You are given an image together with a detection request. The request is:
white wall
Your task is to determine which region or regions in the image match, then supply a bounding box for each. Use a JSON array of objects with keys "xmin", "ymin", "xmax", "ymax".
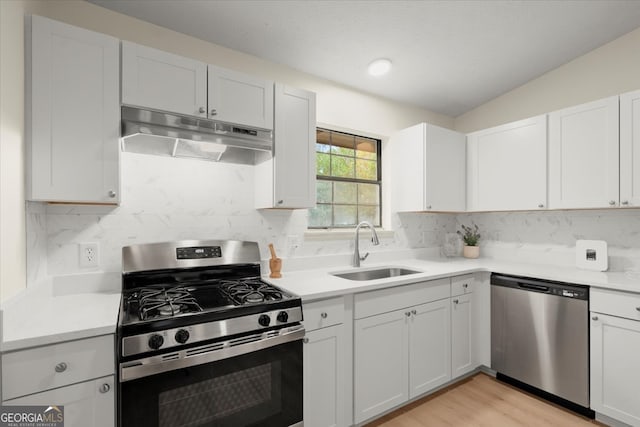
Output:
[
  {"xmin": 455, "ymin": 26, "xmax": 640, "ymax": 133},
  {"xmin": 1, "ymin": 0, "xmax": 450, "ymax": 299}
]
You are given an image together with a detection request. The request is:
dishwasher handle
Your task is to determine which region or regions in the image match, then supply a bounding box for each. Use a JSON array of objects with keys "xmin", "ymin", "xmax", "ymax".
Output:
[{"xmin": 517, "ymin": 282, "xmax": 550, "ymax": 293}]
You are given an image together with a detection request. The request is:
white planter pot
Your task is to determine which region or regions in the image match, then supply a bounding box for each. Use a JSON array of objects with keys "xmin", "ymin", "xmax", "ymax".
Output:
[{"xmin": 463, "ymin": 245, "xmax": 480, "ymax": 259}]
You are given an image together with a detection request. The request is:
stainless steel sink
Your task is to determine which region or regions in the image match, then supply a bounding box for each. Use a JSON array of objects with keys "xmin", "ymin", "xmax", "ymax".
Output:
[{"xmin": 331, "ymin": 267, "xmax": 423, "ymax": 281}]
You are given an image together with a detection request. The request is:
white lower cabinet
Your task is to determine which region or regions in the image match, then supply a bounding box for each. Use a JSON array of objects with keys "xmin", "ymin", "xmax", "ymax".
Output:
[
  {"xmin": 1, "ymin": 335, "xmax": 115, "ymax": 427},
  {"xmin": 4, "ymin": 376, "xmax": 115, "ymax": 427},
  {"xmin": 353, "ymin": 279, "xmax": 452, "ymax": 424},
  {"xmin": 451, "ymin": 274, "xmax": 475, "ymax": 378},
  {"xmin": 354, "ymin": 309, "xmax": 409, "ymax": 423},
  {"xmin": 590, "ymin": 289, "xmax": 640, "ymax": 426},
  {"xmin": 303, "ymin": 297, "xmax": 348, "ymax": 427}
]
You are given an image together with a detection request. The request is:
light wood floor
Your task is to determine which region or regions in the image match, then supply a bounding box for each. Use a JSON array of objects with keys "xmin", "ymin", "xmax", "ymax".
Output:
[{"xmin": 366, "ymin": 373, "xmax": 605, "ymax": 427}]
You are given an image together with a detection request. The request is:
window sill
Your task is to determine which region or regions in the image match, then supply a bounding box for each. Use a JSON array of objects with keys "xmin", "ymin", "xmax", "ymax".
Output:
[{"xmin": 304, "ymin": 228, "xmax": 395, "ymax": 241}]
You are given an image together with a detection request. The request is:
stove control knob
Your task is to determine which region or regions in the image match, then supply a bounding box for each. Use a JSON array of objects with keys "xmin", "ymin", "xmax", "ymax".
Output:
[
  {"xmin": 175, "ymin": 329, "xmax": 190, "ymax": 344},
  {"xmin": 277, "ymin": 311, "xmax": 289, "ymax": 323},
  {"xmin": 258, "ymin": 314, "xmax": 271, "ymax": 327},
  {"xmin": 148, "ymin": 334, "xmax": 164, "ymax": 350}
]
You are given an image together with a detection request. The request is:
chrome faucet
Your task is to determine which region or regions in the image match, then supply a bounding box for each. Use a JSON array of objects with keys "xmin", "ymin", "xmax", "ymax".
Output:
[{"xmin": 353, "ymin": 221, "xmax": 380, "ymax": 267}]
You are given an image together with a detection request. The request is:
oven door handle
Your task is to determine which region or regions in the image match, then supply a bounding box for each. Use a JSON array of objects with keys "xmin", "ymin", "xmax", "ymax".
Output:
[{"xmin": 120, "ymin": 325, "xmax": 305, "ymax": 382}]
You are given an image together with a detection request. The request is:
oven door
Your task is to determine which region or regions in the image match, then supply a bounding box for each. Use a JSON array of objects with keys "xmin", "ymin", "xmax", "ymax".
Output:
[{"xmin": 119, "ymin": 326, "xmax": 304, "ymax": 427}]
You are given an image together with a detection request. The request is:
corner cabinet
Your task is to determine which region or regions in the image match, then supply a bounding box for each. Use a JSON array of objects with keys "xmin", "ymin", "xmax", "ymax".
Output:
[
  {"xmin": 26, "ymin": 15, "xmax": 120, "ymax": 204},
  {"xmin": 302, "ymin": 297, "xmax": 348, "ymax": 427},
  {"xmin": 466, "ymin": 115, "xmax": 547, "ymax": 211},
  {"xmin": 353, "ymin": 279, "xmax": 451, "ymax": 424},
  {"xmin": 620, "ymin": 89, "xmax": 640, "ymax": 207},
  {"xmin": 2, "ymin": 335, "xmax": 115, "ymax": 427},
  {"xmin": 389, "ymin": 123, "xmax": 466, "ymax": 212},
  {"xmin": 590, "ymin": 288, "xmax": 640, "ymax": 426},
  {"xmin": 549, "ymin": 96, "xmax": 619, "ymax": 209},
  {"xmin": 255, "ymin": 84, "xmax": 316, "ymax": 209}
]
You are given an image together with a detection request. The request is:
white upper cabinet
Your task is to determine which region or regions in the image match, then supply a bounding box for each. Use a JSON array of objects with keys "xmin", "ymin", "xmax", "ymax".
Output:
[
  {"xmin": 121, "ymin": 42, "xmax": 274, "ymax": 130},
  {"xmin": 121, "ymin": 41, "xmax": 207, "ymax": 117},
  {"xmin": 26, "ymin": 15, "xmax": 120, "ymax": 204},
  {"xmin": 620, "ymin": 89, "xmax": 640, "ymax": 207},
  {"xmin": 390, "ymin": 123, "xmax": 466, "ymax": 212},
  {"xmin": 208, "ymin": 65, "xmax": 274, "ymax": 130},
  {"xmin": 467, "ymin": 115, "xmax": 547, "ymax": 211},
  {"xmin": 549, "ymin": 96, "xmax": 619, "ymax": 209},
  {"xmin": 255, "ymin": 84, "xmax": 316, "ymax": 209}
]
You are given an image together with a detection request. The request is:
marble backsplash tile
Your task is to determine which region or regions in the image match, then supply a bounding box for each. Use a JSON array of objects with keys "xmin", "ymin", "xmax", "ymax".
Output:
[{"xmin": 26, "ymin": 151, "xmax": 640, "ymax": 282}]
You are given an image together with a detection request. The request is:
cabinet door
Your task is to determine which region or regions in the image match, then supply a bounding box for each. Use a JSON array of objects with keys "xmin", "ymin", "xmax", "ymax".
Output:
[
  {"xmin": 272, "ymin": 83, "xmax": 316, "ymax": 208},
  {"xmin": 354, "ymin": 310, "xmax": 408, "ymax": 424},
  {"xmin": 389, "ymin": 123, "xmax": 465, "ymax": 212},
  {"xmin": 408, "ymin": 299, "xmax": 451, "ymax": 399},
  {"xmin": 303, "ymin": 325, "xmax": 346, "ymax": 427},
  {"xmin": 208, "ymin": 65, "xmax": 273, "ymax": 130},
  {"xmin": 27, "ymin": 15, "xmax": 119, "ymax": 203},
  {"xmin": 467, "ymin": 115, "xmax": 547, "ymax": 211},
  {"xmin": 620, "ymin": 89, "xmax": 640, "ymax": 207},
  {"xmin": 121, "ymin": 41, "xmax": 207, "ymax": 117},
  {"xmin": 451, "ymin": 294, "xmax": 474, "ymax": 378},
  {"xmin": 590, "ymin": 313, "xmax": 640, "ymax": 425},
  {"xmin": 4, "ymin": 376, "xmax": 115, "ymax": 427},
  {"xmin": 549, "ymin": 96, "xmax": 619, "ymax": 209},
  {"xmin": 425, "ymin": 125, "xmax": 466, "ymax": 211}
]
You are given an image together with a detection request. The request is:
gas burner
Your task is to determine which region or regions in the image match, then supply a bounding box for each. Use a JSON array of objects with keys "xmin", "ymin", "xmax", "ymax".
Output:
[
  {"xmin": 133, "ymin": 286, "xmax": 203, "ymax": 320},
  {"xmin": 220, "ymin": 279, "xmax": 284, "ymax": 305}
]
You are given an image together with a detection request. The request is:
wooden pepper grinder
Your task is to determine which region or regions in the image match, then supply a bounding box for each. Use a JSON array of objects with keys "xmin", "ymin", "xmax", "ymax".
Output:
[{"xmin": 268, "ymin": 243, "xmax": 282, "ymax": 278}]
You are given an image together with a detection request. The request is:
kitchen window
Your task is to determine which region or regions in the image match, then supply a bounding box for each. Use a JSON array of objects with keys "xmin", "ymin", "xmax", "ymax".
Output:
[{"xmin": 309, "ymin": 128, "xmax": 381, "ymax": 228}]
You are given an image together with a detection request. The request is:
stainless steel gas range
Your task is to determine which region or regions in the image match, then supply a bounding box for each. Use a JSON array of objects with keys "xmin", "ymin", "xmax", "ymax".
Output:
[{"xmin": 117, "ymin": 240, "xmax": 304, "ymax": 427}]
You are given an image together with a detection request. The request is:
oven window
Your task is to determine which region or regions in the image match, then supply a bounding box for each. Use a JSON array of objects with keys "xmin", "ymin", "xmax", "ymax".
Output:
[
  {"xmin": 158, "ymin": 363, "xmax": 280, "ymax": 426},
  {"xmin": 119, "ymin": 340, "xmax": 302, "ymax": 427}
]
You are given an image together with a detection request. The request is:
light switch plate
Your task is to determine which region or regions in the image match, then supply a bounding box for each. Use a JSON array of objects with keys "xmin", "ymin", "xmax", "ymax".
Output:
[{"xmin": 575, "ymin": 240, "xmax": 608, "ymax": 271}]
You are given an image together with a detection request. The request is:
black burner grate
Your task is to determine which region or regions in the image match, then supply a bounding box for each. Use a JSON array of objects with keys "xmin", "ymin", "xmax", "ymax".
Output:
[
  {"xmin": 219, "ymin": 279, "xmax": 284, "ymax": 305},
  {"xmin": 130, "ymin": 286, "xmax": 204, "ymax": 321}
]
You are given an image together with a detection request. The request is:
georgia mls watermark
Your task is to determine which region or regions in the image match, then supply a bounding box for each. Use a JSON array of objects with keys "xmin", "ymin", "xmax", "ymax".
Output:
[{"xmin": 0, "ymin": 405, "xmax": 64, "ymax": 427}]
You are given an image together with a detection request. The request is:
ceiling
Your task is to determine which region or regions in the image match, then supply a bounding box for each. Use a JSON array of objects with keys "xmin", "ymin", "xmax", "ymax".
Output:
[{"xmin": 88, "ymin": 0, "xmax": 640, "ymax": 117}]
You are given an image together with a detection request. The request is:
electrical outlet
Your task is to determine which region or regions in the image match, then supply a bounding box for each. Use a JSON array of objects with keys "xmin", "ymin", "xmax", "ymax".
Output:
[
  {"xmin": 286, "ymin": 235, "xmax": 301, "ymax": 255},
  {"xmin": 79, "ymin": 242, "xmax": 99, "ymax": 268}
]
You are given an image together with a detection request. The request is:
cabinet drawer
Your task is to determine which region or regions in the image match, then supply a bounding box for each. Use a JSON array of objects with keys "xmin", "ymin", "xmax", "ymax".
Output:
[
  {"xmin": 355, "ymin": 278, "xmax": 450, "ymax": 319},
  {"xmin": 591, "ymin": 288, "xmax": 640, "ymax": 321},
  {"xmin": 303, "ymin": 297, "xmax": 344, "ymax": 331},
  {"xmin": 451, "ymin": 274, "xmax": 474, "ymax": 296},
  {"xmin": 2, "ymin": 335, "xmax": 114, "ymax": 401}
]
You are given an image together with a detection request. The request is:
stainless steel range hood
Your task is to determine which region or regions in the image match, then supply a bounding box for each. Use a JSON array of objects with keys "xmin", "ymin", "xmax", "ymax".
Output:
[{"xmin": 120, "ymin": 106, "xmax": 273, "ymax": 163}]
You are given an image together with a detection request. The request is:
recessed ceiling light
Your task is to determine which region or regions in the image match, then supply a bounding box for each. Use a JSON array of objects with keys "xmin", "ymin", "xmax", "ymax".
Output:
[{"xmin": 367, "ymin": 58, "xmax": 392, "ymax": 77}]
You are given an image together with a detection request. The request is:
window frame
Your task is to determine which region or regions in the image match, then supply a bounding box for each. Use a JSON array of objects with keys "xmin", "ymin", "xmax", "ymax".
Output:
[{"xmin": 309, "ymin": 128, "xmax": 382, "ymax": 229}]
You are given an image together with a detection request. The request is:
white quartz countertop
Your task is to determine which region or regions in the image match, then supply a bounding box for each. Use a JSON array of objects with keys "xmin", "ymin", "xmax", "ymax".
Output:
[
  {"xmin": 264, "ymin": 257, "xmax": 640, "ymax": 301},
  {"xmin": 1, "ymin": 273, "xmax": 121, "ymax": 353}
]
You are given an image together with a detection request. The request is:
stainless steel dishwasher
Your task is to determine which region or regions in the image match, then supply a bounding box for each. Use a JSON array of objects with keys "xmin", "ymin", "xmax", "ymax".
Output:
[{"xmin": 491, "ymin": 273, "xmax": 593, "ymax": 417}]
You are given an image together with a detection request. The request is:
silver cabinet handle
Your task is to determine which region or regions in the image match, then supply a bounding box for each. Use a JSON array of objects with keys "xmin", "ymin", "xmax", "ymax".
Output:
[
  {"xmin": 411, "ymin": 309, "xmax": 417, "ymax": 315},
  {"xmin": 622, "ymin": 200, "xmax": 630, "ymax": 206},
  {"xmin": 99, "ymin": 383, "xmax": 110, "ymax": 394},
  {"xmin": 609, "ymin": 200, "xmax": 616, "ymax": 206},
  {"xmin": 199, "ymin": 107, "xmax": 206, "ymax": 114},
  {"xmin": 210, "ymin": 109, "xmax": 217, "ymax": 116},
  {"xmin": 55, "ymin": 362, "xmax": 67, "ymax": 373},
  {"xmin": 453, "ymin": 299, "xmax": 459, "ymax": 305},
  {"xmin": 108, "ymin": 190, "xmax": 116, "ymax": 198},
  {"xmin": 303, "ymin": 338, "xmax": 309, "ymax": 344},
  {"xmin": 405, "ymin": 311, "xmax": 411, "ymax": 317},
  {"xmin": 636, "ymin": 307, "xmax": 640, "ymax": 312},
  {"xmin": 463, "ymin": 283, "xmax": 468, "ymax": 289},
  {"xmin": 538, "ymin": 203, "xmax": 544, "ymax": 208},
  {"xmin": 320, "ymin": 312, "xmax": 328, "ymax": 319},
  {"xmin": 277, "ymin": 200, "xmax": 284, "ymax": 205},
  {"xmin": 426, "ymin": 205, "xmax": 432, "ymax": 210},
  {"xmin": 592, "ymin": 315, "xmax": 598, "ymax": 321}
]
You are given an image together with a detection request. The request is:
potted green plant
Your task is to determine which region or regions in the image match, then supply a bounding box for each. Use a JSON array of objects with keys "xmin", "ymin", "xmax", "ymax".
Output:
[{"xmin": 457, "ymin": 223, "xmax": 481, "ymax": 259}]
